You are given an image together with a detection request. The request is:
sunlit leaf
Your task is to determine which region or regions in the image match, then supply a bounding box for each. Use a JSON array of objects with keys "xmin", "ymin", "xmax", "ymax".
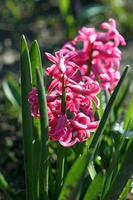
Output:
[
  {"xmin": 36, "ymin": 69, "xmax": 49, "ymax": 199},
  {"xmin": 0, "ymin": 173, "xmax": 9, "ymax": 191},
  {"xmin": 58, "ymin": 150, "xmax": 92, "ymax": 200},
  {"xmin": 114, "ymin": 80, "xmax": 130, "ymax": 116},
  {"xmin": 124, "ymin": 95, "xmax": 133, "ymax": 131},
  {"xmin": 2, "ymin": 80, "xmax": 21, "ymax": 108},
  {"xmin": 20, "ymin": 35, "xmax": 33, "ymax": 199},
  {"xmin": 104, "ymin": 138, "xmax": 133, "ymax": 200},
  {"xmin": 30, "ymin": 40, "xmax": 42, "ymax": 200},
  {"xmin": 83, "ymin": 171, "xmax": 106, "ymax": 200},
  {"xmin": 118, "ymin": 178, "xmax": 132, "ymax": 200},
  {"xmin": 90, "ymin": 66, "xmax": 129, "ymax": 155},
  {"xmin": 88, "ymin": 161, "xmax": 97, "ymax": 180},
  {"xmin": 30, "ymin": 40, "xmax": 43, "ymax": 86}
]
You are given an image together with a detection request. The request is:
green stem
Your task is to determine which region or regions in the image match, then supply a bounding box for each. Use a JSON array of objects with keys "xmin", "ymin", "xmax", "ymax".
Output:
[
  {"xmin": 87, "ymin": 43, "xmax": 93, "ymax": 75},
  {"xmin": 56, "ymin": 145, "xmax": 65, "ymax": 198},
  {"xmin": 56, "ymin": 75, "xmax": 66, "ymax": 198},
  {"xmin": 61, "ymin": 75, "xmax": 66, "ymax": 113}
]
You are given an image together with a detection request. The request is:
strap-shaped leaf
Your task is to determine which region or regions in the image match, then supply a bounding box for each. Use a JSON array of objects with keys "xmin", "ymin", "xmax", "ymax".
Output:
[
  {"xmin": 2, "ymin": 80, "xmax": 21, "ymax": 108},
  {"xmin": 30, "ymin": 40, "xmax": 43, "ymax": 86},
  {"xmin": 88, "ymin": 161, "xmax": 97, "ymax": 180},
  {"xmin": 90, "ymin": 66, "xmax": 129, "ymax": 155},
  {"xmin": 20, "ymin": 35, "xmax": 33, "ymax": 199},
  {"xmin": 0, "ymin": 173, "xmax": 9, "ymax": 191},
  {"xmin": 118, "ymin": 179, "xmax": 132, "ymax": 200},
  {"xmin": 30, "ymin": 40, "xmax": 43, "ymax": 200},
  {"xmin": 36, "ymin": 69, "xmax": 49, "ymax": 200},
  {"xmin": 58, "ymin": 150, "xmax": 92, "ymax": 200},
  {"xmin": 102, "ymin": 138, "xmax": 125, "ymax": 198},
  {"xmin": 0, "ymin": 173, "xmax": 15, "ymax": 199},
  {"xmin": 114, "ymin": 80, "xmax": 130, "ymax": 116},
  {"xmin": 83, "ymin": 171, "xmax": 106, "ymax": 200},
  {"xmin": 104, "ymin": 138, "xmax": 133, "ymax": 200},
  {"xmin": 124, "ymin": 94, "xmax": 133, "ymax": 130}
]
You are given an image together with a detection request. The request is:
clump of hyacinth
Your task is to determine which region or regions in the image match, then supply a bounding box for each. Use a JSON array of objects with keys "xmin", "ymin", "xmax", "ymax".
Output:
[{"xmin": 28, "ymin": 18, "xmax": 126, "ymax": 147}]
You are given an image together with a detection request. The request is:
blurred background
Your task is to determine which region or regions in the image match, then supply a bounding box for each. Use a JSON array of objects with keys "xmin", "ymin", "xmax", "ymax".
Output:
[{"xmin": 0, "ymin": 0, "xmax": 133, "ymax": 199}]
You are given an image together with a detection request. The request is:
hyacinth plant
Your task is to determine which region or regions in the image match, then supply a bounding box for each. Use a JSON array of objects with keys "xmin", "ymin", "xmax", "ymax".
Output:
[{"xmin": 18, "ymin": 19, "xmax": 133, "ymax": 200}]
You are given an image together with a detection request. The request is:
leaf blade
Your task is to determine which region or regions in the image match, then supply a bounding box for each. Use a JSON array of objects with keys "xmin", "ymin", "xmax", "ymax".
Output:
[
  {"xmin": 20, "ymin": 35, "xmax": 33, "ymax": 200},
  {"xmin": 58, "ymin": 150, "xmax": 91, "ymax": 200},
  {"xmin": 30, "ymin": 40, "xmax": 43, "ymax": 200},
  {"xmin": 30, "ymin": 40, "xmax": 43, "ymax": 86},
  {"xmin": 104, "ymin": 138, "xmax": 133, "ymax": 200},
  {"xmin": 83, "ymin": 171, "xmax": 106, "ymax": 200},
  {"xmin": 90, "ymin": 66, "xmax": 129, "ymax": 154},
  {"xmin": 36, "ymin": 69, "xmax": 49, "ymax": 200}
]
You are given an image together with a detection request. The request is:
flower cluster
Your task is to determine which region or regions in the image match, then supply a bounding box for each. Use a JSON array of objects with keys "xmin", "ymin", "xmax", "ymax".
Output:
[
  {"xmin": 28, "ymin": 19, "xmax": 125, "ymax": 147},
  {"xmin": 62, "ymin": 18, "xmax": 126, "ymax": 92}
]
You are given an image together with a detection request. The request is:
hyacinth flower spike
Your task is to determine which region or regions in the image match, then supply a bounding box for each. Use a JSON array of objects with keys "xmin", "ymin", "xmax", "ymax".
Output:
[{"xmin": 29, "ymin": 18, "xmax": 125, "ymax": 147}]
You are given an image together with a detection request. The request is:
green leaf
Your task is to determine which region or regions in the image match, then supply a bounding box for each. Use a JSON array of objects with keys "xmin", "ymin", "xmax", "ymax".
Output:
[
  {"xmin": 6, "ymin": 0, "xmax": 21, "ymax": 20},
  {"xmin": 83, "ymin": 171, "xmax": 106, "ymax": 200},
  {"xmin": 90, "ymin": 66, "xmax": 129, "ymax": 155},
  {"xmin": 118, "ymin": 179, "xmax": 132, "ymax": 200},
  {"xmin": 102, "ymin": 135, "xmax": 126, "ymax": 198},
  {"xmin": 36, "ymin": 69, "xmax": 49, "ymax": 200},
  {"xmin": 58, "ymin": 0, "xmax": 70, "ymax": 16},
  {"xmin": 79, "ymin": 5, "xmax": 105, "ymax": 21},
  {"xmin": 97, "ymin": 91, "xmax": 104, "ymax": 118},
  {"xmin": 20, "ymin": 35, "xmax": 33, "ymax": 200},
  {"xmin": 58, "ymin": 150, "xmax": 92, "ymax": 200},
  {"xmin": 88, "ymin": 66, "xmax": 129, "ymax": 199},
  {"xmin": 30, "ymin": 40, "xmax": 43, "ymax": 86},
  {"xmin": 88, "ymin": 161, "xmax": 97, "ymax": 180},
  {"xmin": 0, "ymin": 173, "xmax": 9, "ymax": 191},
  {"xmin": 30, "ymin": 40, "xmax": 42, "ymax": 200},
  {"xmin": 114, "ymin": 80, "xmax": 130, "ymax": 116},
  {"xmin": 124, "ymin": 94, "xmax": 133, "ymax": 131},
  {"xmin": 31, "ymin": 118, "xmax": 41, "ymax": 200},
  {"xmin": 0, "ymin": 173, "xmax": 15, "ymax": 199},
  {"xmin": 103, "ymin": 138, "xmax": 133, "ymax": 200},
  {"xmin": 2, "ymin": 80, "xmax": 21, "ymax": 108}
]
